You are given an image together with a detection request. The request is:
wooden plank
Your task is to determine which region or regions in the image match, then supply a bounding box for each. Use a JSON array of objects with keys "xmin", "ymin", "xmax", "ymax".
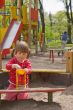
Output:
[
  {"xmin": 0, "ymin": 87, "xmax": 65, "ymax": 93},
  {"xmin": 1, "ymin": 69, "xmax": 9, "ymax": 72},
  {"xmin": 32, "ymin": 69, "xmax": 66, "ymax": 74},
  {"xmin": 0, "ymin": 87, "xmax": 65, "ymax": 103},
  {"xmin": 2, "ymin": 69, "xmax": 67, "ymax": 74},
  {"xmin": 48, "ymin": 47, "xmax": 72, "ymax": 51}
]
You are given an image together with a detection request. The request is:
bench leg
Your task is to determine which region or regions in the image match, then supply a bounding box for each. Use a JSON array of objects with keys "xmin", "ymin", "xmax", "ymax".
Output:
[
  {"xmin": 0, "ymin": 94, "xmax": 1, "ymax": 104},
  {"xmin": 48, "ymin": 92, "xmax": 53, "ymax": 103},
  {"xmin": 51, "ymin": 50, "xmax": 54, "ymax": 63}
]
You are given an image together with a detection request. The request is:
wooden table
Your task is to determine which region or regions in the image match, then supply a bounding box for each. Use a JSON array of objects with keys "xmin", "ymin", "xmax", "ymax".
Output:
[{"xmin": 48, "ymin": 47, "xmax": 72, "ymax": 63}]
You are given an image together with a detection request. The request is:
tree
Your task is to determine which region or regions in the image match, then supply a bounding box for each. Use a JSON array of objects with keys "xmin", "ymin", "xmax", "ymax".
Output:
[
  {"xmin": 44, "ymin": 11, "xmax": 68, "ymax": 42},
  {"xmin": 38, "ymin": 0, "xmax": 45, "ymax": 51},
  {"xmin": 60, "ymin": 0, "xmax": 73, "ymax": 43}
]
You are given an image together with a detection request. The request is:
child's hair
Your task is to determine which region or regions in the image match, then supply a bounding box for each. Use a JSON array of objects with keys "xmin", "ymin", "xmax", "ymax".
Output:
[{"xmin": 15, "ymin": 41, "xmax": 30, "ymax": 57}]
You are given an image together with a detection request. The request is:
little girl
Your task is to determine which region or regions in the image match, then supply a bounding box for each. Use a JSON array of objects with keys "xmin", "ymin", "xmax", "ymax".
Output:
[{"xmin": 5, "ymin": 41, "xmax": 32, "ymax": 100}]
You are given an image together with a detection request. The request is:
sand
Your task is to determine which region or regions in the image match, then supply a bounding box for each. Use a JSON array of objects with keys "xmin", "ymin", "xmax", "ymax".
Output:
[{"xmin": 1, "ymin": 52, "xmax": 73, "ymax": 110}]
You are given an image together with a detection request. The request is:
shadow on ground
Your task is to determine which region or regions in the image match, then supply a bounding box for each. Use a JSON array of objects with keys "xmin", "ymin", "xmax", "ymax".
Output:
[{"xmin": 0, "ymin": 99, "xmax": 62, "ymax": 110}]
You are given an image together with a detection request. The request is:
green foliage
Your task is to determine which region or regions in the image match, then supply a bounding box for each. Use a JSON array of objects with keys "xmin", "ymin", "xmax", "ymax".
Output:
[
  {"xmin": 48, "ymin": 40, "xmax": 61, "ymax": 48},
  {"xmin": 66, "ymin": 44, "xmax": 73, "ymax": 47},
  {"xmin": 47, "ymin": 40, "xmax": 73, "ymax": 49},
  {"xmin": 45, "ymin": 11, "xmax": 68, "ymax": 44}
]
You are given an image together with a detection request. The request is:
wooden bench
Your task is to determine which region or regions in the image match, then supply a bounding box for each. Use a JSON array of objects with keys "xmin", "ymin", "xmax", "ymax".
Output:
[
  {"xmin": 32, "ymin": 69, "xmax": 67, "ymax": 74},
  {"xmin": 0, "ymin": 69, "xmax": 68, "ymax": 103},
  {"xmin": 1, "ymin": 69, "xmax": 70, "ymax": 88},
  {"xmin": 2, "ymin": 68, "xmax": 67, "ymax": 74},
  {"xmin": 0, "ymin": 87, "xmax": 66, "ymax": 103}
]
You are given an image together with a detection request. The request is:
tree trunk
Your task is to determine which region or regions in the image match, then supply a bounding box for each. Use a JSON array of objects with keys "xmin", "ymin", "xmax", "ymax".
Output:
[
  {"xmin": 64, "ymin": 0, "xmax": 72, "ymax": 43},
  {"xmin": 67, "ymin": 23, "xmax": 72, "ymax": 43},
  {"xmin": 39, "ymin": 0, "xmax": 45, "ymax": 51}
]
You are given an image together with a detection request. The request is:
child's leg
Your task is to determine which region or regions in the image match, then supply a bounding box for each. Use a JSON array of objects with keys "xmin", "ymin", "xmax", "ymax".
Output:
[
  {"xmin": 17, "ymin": 92, "xmax": 29, "ymax": 100},
  {"xmin": 17, "ymin": 84, "xmax": 29, "ymax": 100},
  {"xmin": 4, "ymin": 84, "xmax": 17, "ymax": 101},
  {"xmin": 17, "ymin": 76, "xmax": 29, "ymax": 100}
]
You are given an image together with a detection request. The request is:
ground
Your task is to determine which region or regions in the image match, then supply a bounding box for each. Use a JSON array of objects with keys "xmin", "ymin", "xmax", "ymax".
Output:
[{"xmin": 1, "ymin": 51, "xmax": 73, "ymax": 110}]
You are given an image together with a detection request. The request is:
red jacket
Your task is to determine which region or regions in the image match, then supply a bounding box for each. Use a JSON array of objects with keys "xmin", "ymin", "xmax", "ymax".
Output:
[{"xmin": 6, "ymin": 57, "xmax": 32, "ymax": 86}]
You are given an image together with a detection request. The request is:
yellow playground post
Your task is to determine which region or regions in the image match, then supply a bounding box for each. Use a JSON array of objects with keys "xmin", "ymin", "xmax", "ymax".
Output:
[
  {"xmin": 16, "ymin": 69, "xmax": 26, "ymax": 89},
  {"xmin": 11, "ymin": 6, "xmax": 18, "ymax": 20},
  {"xmin": 22, "ymin": 5, "xmax": 28, "ymax": 24},
  {"xmin": 0, "ymin": 27, "xmax": 8, "ymax": 44}
]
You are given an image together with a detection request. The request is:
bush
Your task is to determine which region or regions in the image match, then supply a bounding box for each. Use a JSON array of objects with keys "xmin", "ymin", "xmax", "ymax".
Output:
[{"xmin": 47, "ymin": 40, "xmax": 61, "ymax": 48}]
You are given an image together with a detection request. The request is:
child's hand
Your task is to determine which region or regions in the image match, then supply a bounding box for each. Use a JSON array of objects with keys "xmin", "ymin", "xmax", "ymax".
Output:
[
  {"xmin": 24, "ymin": 68, "xmax": 29, "ymax": 73},
  {"xmin": 12, "ymin": 64, "xmax": 21, "ymax": 69}
]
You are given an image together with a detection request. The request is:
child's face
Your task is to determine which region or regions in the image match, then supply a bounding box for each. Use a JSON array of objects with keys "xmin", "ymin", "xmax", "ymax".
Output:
[{"xmin": 16, "ymin": 51, "xmax": 28, "ymax": 61}]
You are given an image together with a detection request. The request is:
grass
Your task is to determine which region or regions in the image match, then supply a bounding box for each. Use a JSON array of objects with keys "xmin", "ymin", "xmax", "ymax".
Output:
[{"xmin": 47, "ymin": 40, "xmax": 73, "ymax": 49}]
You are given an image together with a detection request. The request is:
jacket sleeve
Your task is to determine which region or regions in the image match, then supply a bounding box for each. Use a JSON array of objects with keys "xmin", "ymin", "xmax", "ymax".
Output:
[
  {"xmin": 24, "ymin": 60, "xmax": 32, "ymax": 74},
  {"xmin": 6, "ymin": 58, "xmax": 15, "ymax": 70}
]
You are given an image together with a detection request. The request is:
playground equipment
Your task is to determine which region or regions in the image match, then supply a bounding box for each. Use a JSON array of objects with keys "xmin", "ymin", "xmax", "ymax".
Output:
[
  {"xmin": 0, "ymin": 0, "xmax": 5, "ymax": 8},
  {"xmin": 66, "ymin": 51, "xmax": 73, "ymax": 74},
  {"xmin": 16, "ymin": 69, "xmax": 26, "ymax": 89},
  {"xmin": 0, "ymin": 0, "xmax": 39, "ymax": 70},
  {"xmin": 22, "ymin": 5, "xmax": 28, "ymax": 25},
  {"xmin": 0, "ymin": 27, "xmax": 8, "ymax": 45},
  {"xmin": 0, "ymin": 68, "xmax": 69, "ymax": 103},
  {"xmin": 1, "ymin": 19, "xmax": 23, "ymax": 55},
  {"xmin": 11, "ymin": 6, "xmax": 18, "ymax": 20},
  {"xmin": 0, "ymin": 0, "xmax": 38, "ymax": 56},
  {"xmin": 0, "ymin": 87, "xmax": 65, "ymax": 103}
]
